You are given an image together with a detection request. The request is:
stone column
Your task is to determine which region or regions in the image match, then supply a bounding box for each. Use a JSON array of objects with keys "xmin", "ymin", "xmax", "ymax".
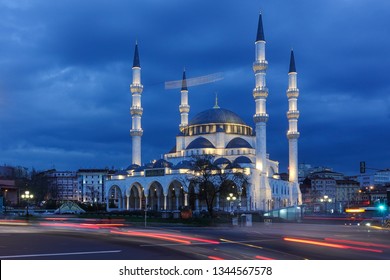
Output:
[
  {"xmin": 145, "ymin": 196, "xmax": 149, "ymax": 210},
  {"xmin": 157, "ymin": 193, "xmax": 161, "ymax": 211}
]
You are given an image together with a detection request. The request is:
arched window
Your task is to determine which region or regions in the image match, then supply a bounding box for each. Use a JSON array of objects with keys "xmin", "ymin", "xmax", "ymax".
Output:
[{"xmin": 226, "ymin": 125, "xmax": 231, "ymax": 133}]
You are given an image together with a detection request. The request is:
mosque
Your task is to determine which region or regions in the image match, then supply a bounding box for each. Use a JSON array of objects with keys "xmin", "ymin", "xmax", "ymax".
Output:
[{"xmin": 105, "ymin": 14, "xmax": 302, "ymax": 213}]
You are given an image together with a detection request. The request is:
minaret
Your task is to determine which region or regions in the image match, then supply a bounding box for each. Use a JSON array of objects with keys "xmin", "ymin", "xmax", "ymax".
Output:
[
  {"xmin": 130, "ymin": 42, "xmax": 143, "ymax": 166},
  {"xmin": 252, "ymin": 13, "xmax": 269, "ymax": 173},
  {"xmin": 286, "ymin": 50, "xmax": 300, "ymax": 183},
  {"xmin": 179, "ymin": 70, "xmax": 190, "ymax": 131}
]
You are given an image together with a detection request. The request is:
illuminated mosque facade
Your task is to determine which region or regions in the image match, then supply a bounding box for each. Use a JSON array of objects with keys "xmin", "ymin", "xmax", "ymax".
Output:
[{"xmin": 105, "ymin": 14, "xmax": 302, "ymax": 213}]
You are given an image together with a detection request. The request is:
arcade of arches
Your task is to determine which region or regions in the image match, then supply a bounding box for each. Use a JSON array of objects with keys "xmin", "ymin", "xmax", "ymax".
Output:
[{"xmin": 107, "ymin": 180, "xmax": 248, "ymax": 212}]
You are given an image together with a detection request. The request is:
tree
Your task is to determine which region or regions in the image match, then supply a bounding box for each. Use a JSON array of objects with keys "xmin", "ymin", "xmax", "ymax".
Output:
[
  {"xmin": 181, "ymin": 155, "xmax": 249, "ymax": 218},
  {"xmin": 86, "ymin": 185, "xmax": 101, "ymax": 213},
  {"xmin": 30, "ymin": 169, "xmax": 52, "ymax": 204}
]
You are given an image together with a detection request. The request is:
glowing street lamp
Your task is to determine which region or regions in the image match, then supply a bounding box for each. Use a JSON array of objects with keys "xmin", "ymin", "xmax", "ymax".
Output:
[
  {"xmin": 21, "ymin": 190, "xmax": 34, "ymax": 216},
  {"xmin": 378, "ymin": 204, "xmax": 387, "ymax": 226},
  {"xmin": 320, "ymin": 195, "xmax": 332, "ymax": 213},
  {"xmin": 226, "ymin": 193, "xmax": 237, "ymax": 212}
]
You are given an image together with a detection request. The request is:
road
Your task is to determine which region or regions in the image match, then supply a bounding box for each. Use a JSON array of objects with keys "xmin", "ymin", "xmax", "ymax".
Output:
[{"xmin": 1, "ymin": 218, "xmax": 389, "ymax": 260}]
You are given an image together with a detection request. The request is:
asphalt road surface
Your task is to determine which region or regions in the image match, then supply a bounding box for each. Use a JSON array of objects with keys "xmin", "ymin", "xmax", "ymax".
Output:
[{"xmin": 1, "ymin": 219, "xmax": 389, "ymax": 260}]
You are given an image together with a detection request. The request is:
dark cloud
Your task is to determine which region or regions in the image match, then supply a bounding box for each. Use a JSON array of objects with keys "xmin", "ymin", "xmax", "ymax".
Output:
[{"xmin": 0, "ymin": 0, "xmax": 389, "ymax": 175}]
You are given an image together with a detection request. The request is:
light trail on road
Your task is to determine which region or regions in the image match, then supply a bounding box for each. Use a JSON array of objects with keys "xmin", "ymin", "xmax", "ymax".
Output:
[
  {"xmin": 324, "ymin": 238, "xmax": 390, "ymax": 249},
  {"xmin": 0, "ymin": 250, "xmax": 122, "ymax": 259},
  {"xmin": 283, "ymin": 237, "xmax": 383, "ymax": 253}
]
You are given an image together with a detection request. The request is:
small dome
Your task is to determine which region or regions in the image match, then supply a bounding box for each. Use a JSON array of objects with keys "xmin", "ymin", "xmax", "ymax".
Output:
[
  {"xmin": 134, "ymin": 166, "xmax": 147, "ymax": 172},
  {"xmin": 134, "ymin": 162, "xmax": 155, "ymax": 172},
  {"xmin": 153, "ymin": 159, "xmax": 173, "ymax": 168},
  {"xmin": 189, "ymin": 108, "xmax": 247, "ymax": 126},
  {"xmin": 226, "ymin": 162, "xmax": 242, "ymax": 169},
  {"xmin": 172, "ymin": 160, "xmax": 194, "ymax": 170},
  {"xmin": 214, "ymin": 157, "xmax": 232, "ymax": 166},
  {"xmin": 226, "ymin": 137, "xmax": 253, "ymax": 149},
  {"xmin": 186, "ymin": 137, "xmax": 215, "ymax": 149},
  {"xmin": 233, "ymin": 156, "xmax": 253, "ymax": 164},
  {"xmin": 126, "ymin": 164, "xmax": 140, "ymax": 170}
]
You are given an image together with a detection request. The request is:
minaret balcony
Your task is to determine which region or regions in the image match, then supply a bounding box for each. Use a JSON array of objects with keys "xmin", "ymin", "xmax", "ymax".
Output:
[
  {"xmin": 287, "ymin": 88, "xmax": 299, "ymax": 98},
  {"xmin": 253, "ymin": 113, "xmax": 269, "ymax": 123},
  {"xmin": 130, "ymin": 84, "xmax": 143, "ymax": 94},
  {"xmin": 179, "ymin": 123, "xmax": 188, "ymax": 131},
  {"xmin": 130, "ymin": 129, "xmax": 144, "ymax": 137},
  {"xmin": 130, "ymin": 106, "xmax": 143, "ymax": 116},
  {"xmin": 287, "ymin": 110, "xmax": 300, "ymax": 119},
  {"xmin": 253, "ymin": 87, "xmax": 268, "ymax": 99},
  {"xmin": 253, "ymin": 60, "xmax": 268, "ymax": 72},
  {"xmin": 179, "ymin": 104, "xmax": 190, "ymax": 113},
  {"xmin": 287, "ymin": 131, "xmax": 300, "ymax": 139}
]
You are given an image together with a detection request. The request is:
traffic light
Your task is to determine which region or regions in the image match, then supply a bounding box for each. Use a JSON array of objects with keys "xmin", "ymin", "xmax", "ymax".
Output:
[{"xmin": 360, "ymin": 161, "xmax": 366, "ymax": 173}]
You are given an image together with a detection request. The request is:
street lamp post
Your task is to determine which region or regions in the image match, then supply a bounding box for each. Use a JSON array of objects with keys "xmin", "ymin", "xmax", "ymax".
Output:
[
  {"xmin": 226, "ymin": 193, "xmax": 237, "ymax": 213},
  {"xmin": 378, "ymin": 204, "xmax": 387, "ymax": 226},
  {"xmin": 4, "ymin": 189, "xmax": 8, "ymax": 214},
  {"xmin": 21, "ymin": 190, "xmax": 34, "ymax": 216},
  {"xmin": 320, "ymin": 195, "xmax": 332, "ymax": 214}
]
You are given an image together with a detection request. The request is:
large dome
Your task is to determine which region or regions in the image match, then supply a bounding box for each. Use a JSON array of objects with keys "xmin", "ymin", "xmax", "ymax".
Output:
[
  {"xmin": 189, "ymin": 107, "xmax": 247, "ymax": 126},
  {"xmin": 180, "ymin": 107, "xmax": 253, "ymax": 137}
]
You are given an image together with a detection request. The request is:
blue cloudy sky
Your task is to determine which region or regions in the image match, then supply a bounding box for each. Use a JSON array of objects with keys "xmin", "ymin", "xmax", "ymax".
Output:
[{"xmin": 0, "ymin": 0, "xmax": 389, "ymax": 175}]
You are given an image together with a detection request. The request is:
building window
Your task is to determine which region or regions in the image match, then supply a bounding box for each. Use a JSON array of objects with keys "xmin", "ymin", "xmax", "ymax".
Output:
[{"xmin": 226, "ymin": 125, "xmax": 231, "ymax": 133}]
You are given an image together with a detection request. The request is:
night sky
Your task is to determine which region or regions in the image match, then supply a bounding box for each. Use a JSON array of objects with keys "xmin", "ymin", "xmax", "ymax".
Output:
[{"xmin": 1, "ymin": 0, "xmax": 389, "ymax": 176}]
